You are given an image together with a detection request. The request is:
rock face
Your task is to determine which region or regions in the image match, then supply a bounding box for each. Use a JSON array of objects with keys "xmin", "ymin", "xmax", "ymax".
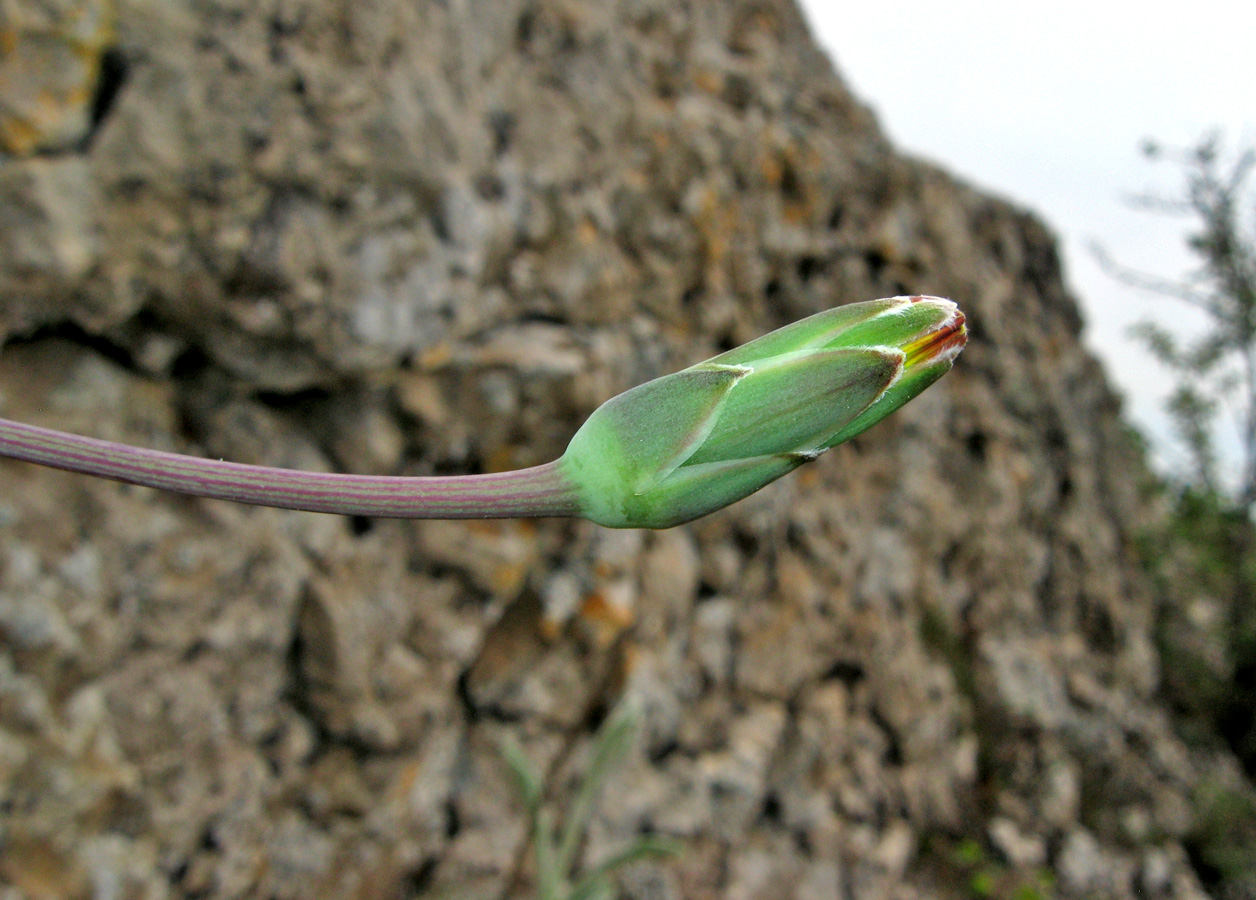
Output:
[{"xmin": 0, "ymin": 1, "xmax": 1242, "ymax": 899}]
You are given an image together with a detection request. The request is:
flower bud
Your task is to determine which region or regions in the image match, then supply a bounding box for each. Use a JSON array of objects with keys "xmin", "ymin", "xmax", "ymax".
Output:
[{"xmin": 561, "ymin": 296, "xmax": 966, "ymax": 528}]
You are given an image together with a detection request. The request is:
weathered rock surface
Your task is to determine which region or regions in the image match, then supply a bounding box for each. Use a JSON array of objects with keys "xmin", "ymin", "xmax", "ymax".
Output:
[{"xmin": 0, "ymin": 1, "xmax": 1243, "ymax": 898}]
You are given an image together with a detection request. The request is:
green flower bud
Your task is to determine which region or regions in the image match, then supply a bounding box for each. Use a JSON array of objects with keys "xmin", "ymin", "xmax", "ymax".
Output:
[{"xmin": 560, "ymin": 295, "xmax": 966, "ymax": 528}]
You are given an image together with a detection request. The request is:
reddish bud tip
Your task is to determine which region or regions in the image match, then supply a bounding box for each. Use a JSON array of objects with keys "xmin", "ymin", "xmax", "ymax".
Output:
[{"xmin": 904, "ymin": 309, "xmax": 967, "ymax": 367}]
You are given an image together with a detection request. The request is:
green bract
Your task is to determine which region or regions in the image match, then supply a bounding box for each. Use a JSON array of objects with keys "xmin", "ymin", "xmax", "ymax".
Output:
[{"xmin": 560, "ymin": 295, "xmax": 966, "ymax": 528}]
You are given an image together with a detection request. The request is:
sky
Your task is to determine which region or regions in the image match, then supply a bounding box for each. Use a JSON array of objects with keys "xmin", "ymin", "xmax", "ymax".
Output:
[{"xmin": 796, "ymin": 0, "xmax": 1256, "ymax": 478}]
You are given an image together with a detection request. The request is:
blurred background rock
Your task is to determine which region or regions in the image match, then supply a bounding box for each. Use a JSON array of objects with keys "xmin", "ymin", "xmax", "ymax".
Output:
[{"xmin": 0, "ymin": 1, "xmax": 1251, "ymax": 898}]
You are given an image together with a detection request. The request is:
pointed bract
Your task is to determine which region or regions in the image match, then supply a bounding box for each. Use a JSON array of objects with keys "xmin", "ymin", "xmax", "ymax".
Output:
[
  {"xmin": 824, "ymin": 356, "xmax": 955, "ymax": 447},
  {"xmin": 709, "ymin": 297, "xmax": 906, "ymax": 366},
  {"xmin": 818, "ymin": 297, "xmax": 958, "ymax": 352},
  {"xmin": 686, "ymin": 348, "xmax": 901, "ymax": 465},
  {"xmin": 577, "ymin": 453, "xmax": 809, "ymax": 529},
  {"xmin": 561, "ymin": 364, "xmax": 746, "ymax": 496}
]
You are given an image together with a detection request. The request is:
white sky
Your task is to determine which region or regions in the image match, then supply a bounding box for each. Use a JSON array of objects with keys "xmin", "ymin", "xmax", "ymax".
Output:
[{"xmin": 797, "ymin": 0, "xmax": 1256, "ymax": 477}]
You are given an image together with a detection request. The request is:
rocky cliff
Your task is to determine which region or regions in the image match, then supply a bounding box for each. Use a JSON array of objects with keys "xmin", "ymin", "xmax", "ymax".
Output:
[{"xmin": 0, "ymin": 1, "xmax": 1246, "ymax": 898}]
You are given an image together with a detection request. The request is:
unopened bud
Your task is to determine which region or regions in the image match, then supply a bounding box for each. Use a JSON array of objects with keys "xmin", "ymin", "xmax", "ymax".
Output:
[{"xmin": 561, "ymin": 296, "xmax": 966, "ymax": 527}]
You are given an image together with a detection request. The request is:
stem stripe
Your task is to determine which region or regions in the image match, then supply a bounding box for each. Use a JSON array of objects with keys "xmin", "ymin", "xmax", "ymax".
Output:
[{"xmin": 0, "ymin": 417, "xmax": 581, "ymax": 520}]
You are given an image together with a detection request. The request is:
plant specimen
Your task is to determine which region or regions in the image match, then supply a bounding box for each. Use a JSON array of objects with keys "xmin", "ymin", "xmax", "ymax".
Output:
[
  {"xmin": 498, "ymin": 706, "xmax": 677, "ymax": 900},
  {"xmin": 0, "ymin": 296, "xmax": 965, "ymax": 528}
]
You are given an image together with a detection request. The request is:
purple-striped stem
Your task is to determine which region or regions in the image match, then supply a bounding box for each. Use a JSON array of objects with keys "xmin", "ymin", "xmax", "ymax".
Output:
[{"xmin": 0, "ymin": 416, "xmax": 581, "ymax": 519}]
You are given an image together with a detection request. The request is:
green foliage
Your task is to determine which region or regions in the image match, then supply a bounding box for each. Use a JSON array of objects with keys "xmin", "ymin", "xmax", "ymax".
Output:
[
  {"xmin": 1185, "ymin": 778, "xmax": 1256, "ymax": 891},
  {"xmin": 499, "ymin": 706, "xmax": 679, "ymax": 900},
  {"xmin": 1110, "ymin": 133, "xmax": 1256, "ymax": 893},
  {"xmin": 1148, "ymin": 487, "xmax": 1256, "ymax": 743},
  {"xmin": 1138, "ymin": 486, "xmax": 1256, "ymax": 895},
  {"xmin": 968, "ymin": 867, "xmax": 996, "ymax": 898},
  {"xmin": 1101, "ymin": 133, "xmax": 1256, "ymax": 502},
  {"xmin": 952, "ymin": 837, "xmax": 985, "ymax": 867},
  {"xmin": 923, "ymin": 835, "xmax": 1055, "ymax": 900}
]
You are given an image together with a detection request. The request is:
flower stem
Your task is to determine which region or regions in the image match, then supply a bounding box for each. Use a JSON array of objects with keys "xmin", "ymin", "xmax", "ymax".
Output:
[{"xmin": 0, "ymin": 416, "xmax": 582, "ymax": 519}]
